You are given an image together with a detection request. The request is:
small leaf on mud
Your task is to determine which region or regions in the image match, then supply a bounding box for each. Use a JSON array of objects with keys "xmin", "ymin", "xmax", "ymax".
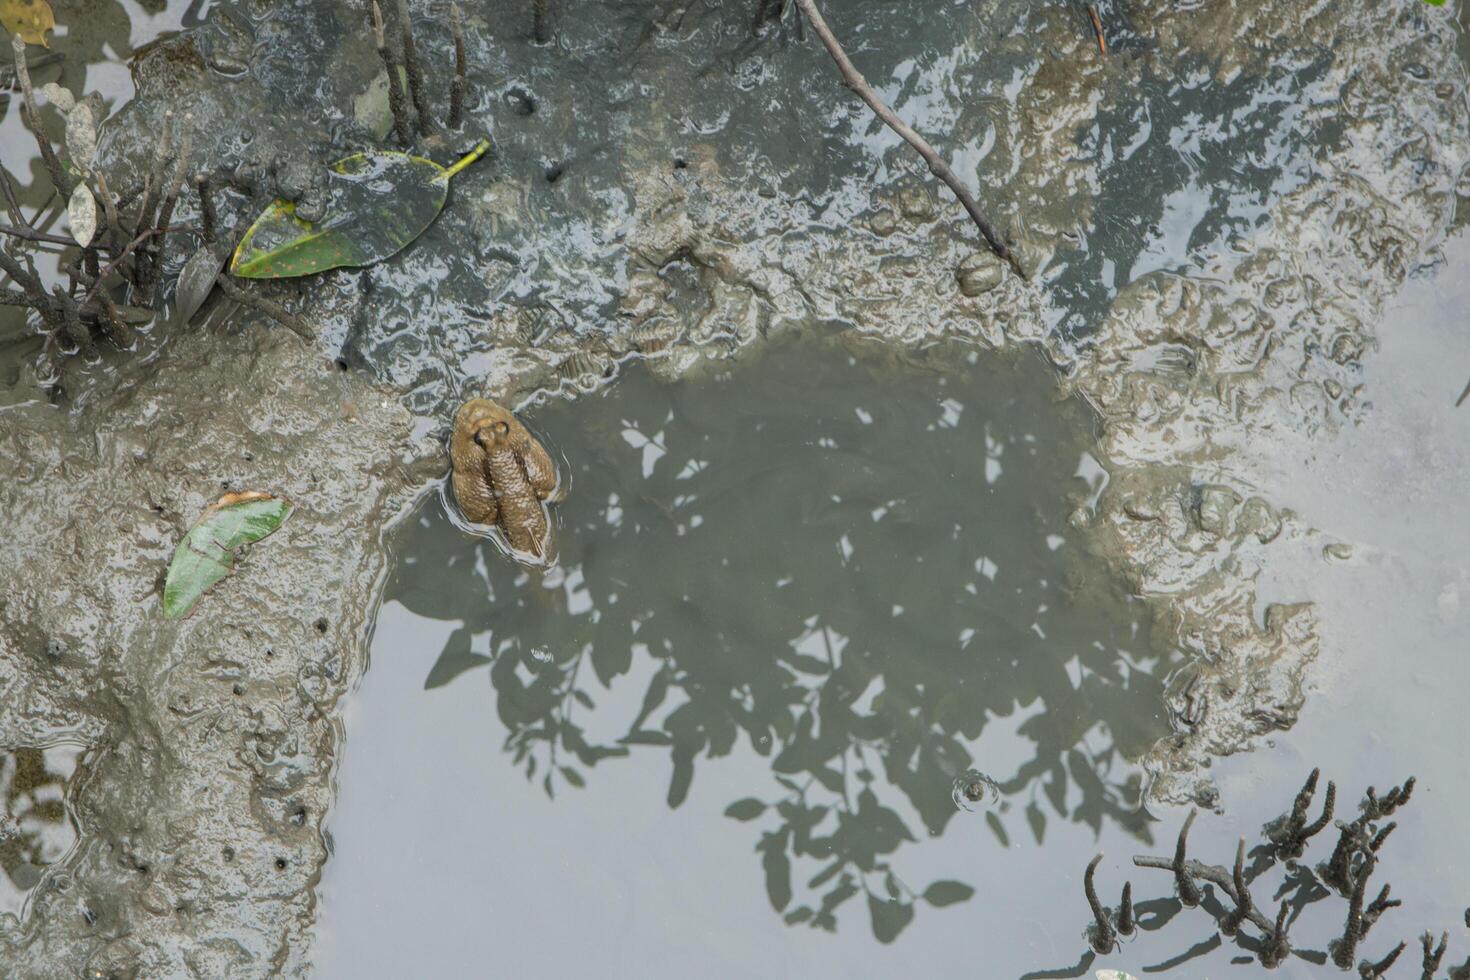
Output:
[
  {"xmin": 64, "ymin": 102, "xmax": 96, "ymax": 173},
  {"xmin": 1096, "ymin": 971, "xmax": 1141, "ymax": 980},
  {"xmin": 173, "ymin": 246, "xmax": 227, "ymax": 326},
  {"xmin": 40, "ymin": 81, "xmax": 72, "ymax": 110},
  {"xmin": 229, "ymin": 140, "xmax": 489, "ymax": 279},
  {"xmin": 163, "ymin": 492, "xmax": 292, "ymax": 619},
  {"xmin": 921, "ymin": 880, "xmax": 974, "ymax": 907},
  {"xmin": 724, "ymin": 798, "xmax": 766, "ymax": 821},
  {"xmin": 2, "ymin": 0, "xmax": 54, "ymax": 46},
  {"xmin": 66, "ymin": 183, "xmax": 96, "ymax": 247}
]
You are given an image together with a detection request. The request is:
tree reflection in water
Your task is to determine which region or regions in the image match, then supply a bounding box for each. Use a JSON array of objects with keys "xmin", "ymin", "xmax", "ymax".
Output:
[
  {"xmin": 1, "ymin": 746, "xmax": 81, "ymax": 916},
  {"xmin": 391, "ymin": 335, "xmax": 1176, "ymax": 942}
]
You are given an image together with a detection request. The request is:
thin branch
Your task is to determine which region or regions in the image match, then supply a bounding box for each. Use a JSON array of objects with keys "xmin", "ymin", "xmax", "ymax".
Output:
[
  {"xmin": 0, "ymin": 223, "xmax": 98, "ymax": 248},
  {"xmin": 0, "ymin": 162, "xmax": 26, "ymax": 227},
  {"xmin": 1086, "ymin": 5, "xmax": 1107, "ymax": 56},
  {"xmin": 216, "ymin": 275, "xmax": 315, "ymax": 340},
  {"xmin": 790, "ymin": 0, "xmax": 1022, "ymax": 277},
  {"xmin": 133, "ymin": 110, "xmax": 175, "ymax": 263},
  {"xmin": 81, "ymin": 225, "xmax": 184, "ymax": 311},
  {"xmin": 448, "ymin": 3, "xmax": 467, "ymax": 129},
  {"xmin": 11, "ymin": 37, "xmax": 73, "ymax": 198}
]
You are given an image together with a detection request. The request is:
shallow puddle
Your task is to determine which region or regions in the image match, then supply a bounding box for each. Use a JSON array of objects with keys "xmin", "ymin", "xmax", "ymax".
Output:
[
  {"xmin": 0, "ymin": 745, "xmax": 82, "ymax": 920},
  {"xmin": 317, "ymin": 336, "xmax": 1179, "ymax": 976}
]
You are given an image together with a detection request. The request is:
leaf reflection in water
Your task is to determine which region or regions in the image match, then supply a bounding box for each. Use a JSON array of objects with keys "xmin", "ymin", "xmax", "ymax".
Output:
[{"xmin": 394, "ymin": 335, "xmax": 1177, "ymax": 943}]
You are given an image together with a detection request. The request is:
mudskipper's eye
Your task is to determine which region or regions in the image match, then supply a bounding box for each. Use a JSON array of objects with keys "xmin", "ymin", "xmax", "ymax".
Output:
[{"xmin": 494, "ymin": 421, "xmax": 511, "ymax": 437}]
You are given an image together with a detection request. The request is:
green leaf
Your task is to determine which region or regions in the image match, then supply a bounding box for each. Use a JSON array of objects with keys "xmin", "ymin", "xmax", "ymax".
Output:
[
  {"xmin": 921, "ymin": 880, "xmax": 974, "ymax": 907},
  {"xmin": 229, "ymin": 140, "xmax": 489, "ymax": 279},
  {"xmin": 163, "ymin": 492, "xmax": 292, "ymax": 618},
  {"xmin": 559, "ymin": 766, "xmax": 585, "ymax": 788},
  {"xmin": 1421, "ymin": 0, "xmax": 1445, "ymax": 6},
  {"xmin": 724, "ymin": 798, "xmax": 766, "ymax": 821}
]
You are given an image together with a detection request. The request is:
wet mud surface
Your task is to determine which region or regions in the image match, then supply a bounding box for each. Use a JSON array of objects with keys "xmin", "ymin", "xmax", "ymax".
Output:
[{"xmin": 0, "ymin": 0, "xmax": 1467, "ymax": 973}]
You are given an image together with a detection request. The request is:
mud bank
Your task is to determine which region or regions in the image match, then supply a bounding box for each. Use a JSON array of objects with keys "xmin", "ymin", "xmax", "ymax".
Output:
[
  {"xmin": 0, "ymin": 0, "xmax": 1466, "ymax": 971},
  {"xmin": 0, "ymin": 322, "xmax": 429, "ymax": 976}
]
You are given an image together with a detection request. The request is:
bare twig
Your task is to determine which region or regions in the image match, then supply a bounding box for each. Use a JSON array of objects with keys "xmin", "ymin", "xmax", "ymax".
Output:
[
  {"xmin": 143, "ymin": 116, "xmax": 193, "ymax": 300},
  {"xmin": 371, "ymin": 0, "xmax": 414, "ymax": 144},
  {"xmin": 1086, "ymin": 5, "xmax": 1107, "ymax": 55},
  {"xmin": 82, "ymin": 225, "xmax": 178, "ymax": 311},
  {"xmin": 0, "ymin": 223, "xmax": 97, "ymax": 248},
  {"xmin": 135, "ymin": 111, "xmax": 175, "ymax": 240},
  {"xmin": 216, "ymin": 275, "xmax": 315, "ymax": 340},
  {"xmin": 396, "ymin": 0, "xmax": 433, "ymax": 133},
  {"xmin": 0, "ymin": 247, "xmax": 56, "ymax": 316},
  {"xmin": 448, "ymin": 3, "xmax": 467, "ymax": 129},
  {"xmin": 790, "ymin": 0, "xmax": 1022, "ymax": 277},
  {"xmin": 94, "ymin": 171, "xmax": 124, "ymax": 254},
  {"xmin": 12, "ymin": 38, "xmax": 73, "ymax": 198},
  {"xmin": 0, "ymin": 163, "xmax": 26, "ymax": 227}
]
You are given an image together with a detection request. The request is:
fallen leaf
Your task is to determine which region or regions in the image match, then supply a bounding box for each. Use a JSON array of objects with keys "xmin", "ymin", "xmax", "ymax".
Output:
[
  {"xmin": 40, "ymin": 80, "xmax": 72, "ymax": 111},
  {"xmin": 1, "ymin": 0, "xmax": 54, "ymax": 46},
  {"xmin": 1096, "ymin": 971, "xmax": 1140, "ymax": 980},
  {"xmin": 66, "ymin": 183, "xmax": 96, "ymax": 247},
  {"xmin": 229, "ymin": 139, "xmax": 489, "ymax": 279},
  {"xmin": 173, "ymin": 245, "xmax": 227, "ymax": 326},
  {"xmin": 64, "ymin": 101, "xmax": 96, "ymax": 173},
  {"xmin": 163, "ymin": 491, "xmax": 293, "ymax": 619}
]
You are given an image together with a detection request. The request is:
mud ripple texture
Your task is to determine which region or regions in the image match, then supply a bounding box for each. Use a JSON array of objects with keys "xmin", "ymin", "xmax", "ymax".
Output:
[
  {"xmin": 0, "ymin": 0, "xmax": 1465, "ymax": 971},
  {"xmin": 0, "ymin": 324, "xmax": 429, "ymax": 976}
]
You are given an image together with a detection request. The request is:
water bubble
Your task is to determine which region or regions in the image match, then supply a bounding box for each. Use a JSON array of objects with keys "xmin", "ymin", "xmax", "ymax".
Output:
[{"xmin": 952, "ymin": 770, "xmax": 999, "ymax": 811}]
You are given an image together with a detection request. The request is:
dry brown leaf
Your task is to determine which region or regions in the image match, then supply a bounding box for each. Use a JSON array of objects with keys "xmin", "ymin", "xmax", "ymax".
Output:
[{"xmin": 1, "ymin": 0, "xmax": 56, "ymax": 47}]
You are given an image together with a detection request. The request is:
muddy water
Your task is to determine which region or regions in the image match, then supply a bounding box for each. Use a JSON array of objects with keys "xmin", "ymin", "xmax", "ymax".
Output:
[
  {"xmin": 317, "ymin": 336, "xmax": 1178, "ymax": 977},
  {"xmin": 1, "ymin": 0, "xmax": 1468, "ymax": 974}
]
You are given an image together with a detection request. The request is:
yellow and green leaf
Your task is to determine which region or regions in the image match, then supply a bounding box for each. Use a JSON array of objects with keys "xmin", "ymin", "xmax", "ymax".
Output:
[
  {"xmin": 230, "ymin": 140, "xmax": 489, "ymax": 279},
  {"xmin": 2, "ymin": 0, "xmax": 55, "ymax": 47},
  {"xmin": 163, "ymin": 492, "xmax": 293, "ymax": 619}
]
